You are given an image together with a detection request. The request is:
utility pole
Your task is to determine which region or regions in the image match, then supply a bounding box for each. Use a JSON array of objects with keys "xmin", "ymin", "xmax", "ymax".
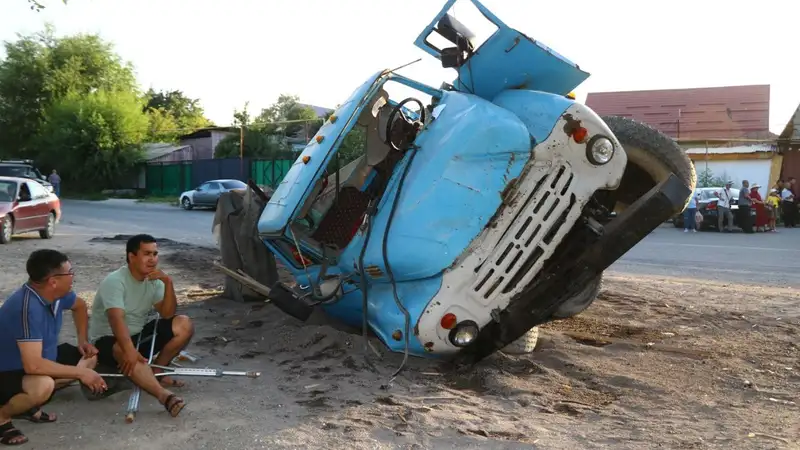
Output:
[{"xmin": 239, "ymin": 125, "xmax": 244, "ymax": 178}]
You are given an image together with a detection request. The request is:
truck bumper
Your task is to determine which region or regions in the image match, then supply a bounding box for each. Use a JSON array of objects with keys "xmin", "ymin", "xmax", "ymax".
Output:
[{"xmin": 453, "ymin": 173, "xmax": 692, "ymax": 366}]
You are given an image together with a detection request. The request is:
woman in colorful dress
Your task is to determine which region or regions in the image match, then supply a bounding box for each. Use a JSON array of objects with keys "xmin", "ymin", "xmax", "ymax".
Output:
[{"xmin": 750, "ymin": 184, "xmax": 768, "ymax": 232}]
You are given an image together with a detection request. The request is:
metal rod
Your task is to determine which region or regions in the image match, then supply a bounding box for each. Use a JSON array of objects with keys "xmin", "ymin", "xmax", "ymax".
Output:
[
  {"xmin": 99, "ymin": 367, "xmax": 261, "ymax": 379},
  {"xmin": 125, "ymin": 317, "xmax": 159, "ymax": 424}
]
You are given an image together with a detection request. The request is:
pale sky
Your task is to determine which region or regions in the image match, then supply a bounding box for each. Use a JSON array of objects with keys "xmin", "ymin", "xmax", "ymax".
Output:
[{"xmin": 2, "ymin": 0, "xmax": 798, "ymax": 135}]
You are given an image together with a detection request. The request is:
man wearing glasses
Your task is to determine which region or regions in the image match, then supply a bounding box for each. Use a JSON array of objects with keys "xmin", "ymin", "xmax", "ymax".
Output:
[{"xmin": 0, "ymin": 249, "xmax": 107, "ymax": 446}]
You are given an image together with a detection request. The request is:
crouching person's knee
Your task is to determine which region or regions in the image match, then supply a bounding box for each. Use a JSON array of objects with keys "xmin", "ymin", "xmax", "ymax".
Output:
[
  {"xmin": 25, "ymin": 375, "xmax": 56, "ymax": 404},
  {"xmin": 173, "ymin": 314, "xmax": 195, "ymax": 338}
]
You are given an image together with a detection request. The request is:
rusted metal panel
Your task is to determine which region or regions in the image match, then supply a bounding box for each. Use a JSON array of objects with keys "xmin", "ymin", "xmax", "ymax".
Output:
[{"xmin": 586, "ymin": 85, "xmax": 772, "ymax": 140}]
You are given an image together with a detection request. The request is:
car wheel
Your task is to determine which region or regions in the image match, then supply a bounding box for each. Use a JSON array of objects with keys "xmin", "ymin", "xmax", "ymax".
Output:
[
  {"xmin": 39, "ymin": 213, "xmax": 56, "ymax": 239},
  {"xmin": 0, "ymin": 215, "xmax": 13, "ymax": 244},
  {"xmin": 181, "ymin": 197, "xmax": 193, "ymax": 210}
]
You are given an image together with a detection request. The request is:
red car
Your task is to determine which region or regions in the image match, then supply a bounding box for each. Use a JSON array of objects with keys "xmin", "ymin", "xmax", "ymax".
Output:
[{"xmin": 0, "ymin": 175, "xmax": 61, "ymax": 244}]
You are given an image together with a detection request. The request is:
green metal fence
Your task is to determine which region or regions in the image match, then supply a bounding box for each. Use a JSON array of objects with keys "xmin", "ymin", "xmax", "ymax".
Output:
[
  {"xmin": 250, "ymin": 159, "xmax": 294, "ymax": 189},
  {"xmin": 144, "ymin": 158, "xmax": 295, "ymax": 196},
  {"xmin": 145, "ymin": 162, "xmax": 193, "ymax": 197}
]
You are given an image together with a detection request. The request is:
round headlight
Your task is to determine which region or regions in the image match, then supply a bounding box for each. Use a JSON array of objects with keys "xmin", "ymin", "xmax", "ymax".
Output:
[
  {"xmin": 448, "ymin": 320, "xmax": 479, "ymax": 347},
  {"xmin": 586, "ymin": 136, "xmax": 615, "ymax": 165}
]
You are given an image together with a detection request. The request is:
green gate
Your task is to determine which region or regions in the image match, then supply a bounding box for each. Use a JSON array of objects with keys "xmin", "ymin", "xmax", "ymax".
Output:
[
  {"xmin": 145, "ymin": 163, "xmax": 193, "ymax": 196},
  {"xmin": 250, "ymin": 159, "xmax": 293, "ymax": 189}
]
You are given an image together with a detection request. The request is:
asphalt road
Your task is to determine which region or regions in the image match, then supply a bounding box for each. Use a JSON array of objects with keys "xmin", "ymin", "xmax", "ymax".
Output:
[{"xmin": 57, "ymin": 199, "xmax": 800, "ymax": 287}]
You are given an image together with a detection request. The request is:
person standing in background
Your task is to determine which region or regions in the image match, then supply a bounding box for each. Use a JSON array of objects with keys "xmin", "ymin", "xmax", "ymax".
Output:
[
  {"xmin": 716, "ymin": 181, "xmax": 735, "ymax": 232},
  {"xmin": 750, "ymin": 184, "xmax": 767, "ymax": 232},
  {"xmin": 781, "ymin": 180, "xmax": 796, "ymax": 228},
  {"xmin": 766, "ymin": 189, "xmax": 780, "ymax": 232},
  {"xmin": 48, "ymin": 170, "xmax": 61, "ymax": 197},
  {"xmin": 738, "ymin": 180, "xmax": 754, "ymax": 234},
  {"xmin": 683, "ymin": 190, "xmax": 701, "ymax": 233}
]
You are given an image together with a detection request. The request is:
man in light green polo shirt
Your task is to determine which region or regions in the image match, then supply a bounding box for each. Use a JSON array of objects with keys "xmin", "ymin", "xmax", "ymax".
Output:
[{"xmin": 89, "ymin": 234, "xmax": 195, "ymax": 418}]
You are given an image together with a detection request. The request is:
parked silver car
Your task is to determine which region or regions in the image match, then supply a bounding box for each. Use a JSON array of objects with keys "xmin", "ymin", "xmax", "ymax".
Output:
[{"xmin": 179, "ymin": 179, "xmax": 247, "ymax": 210}]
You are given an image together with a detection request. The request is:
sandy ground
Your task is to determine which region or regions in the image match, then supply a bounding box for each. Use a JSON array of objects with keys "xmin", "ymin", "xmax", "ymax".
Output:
[{"xmin": 0, "ymin": 232, "xmax": 797, "ymax": 450}]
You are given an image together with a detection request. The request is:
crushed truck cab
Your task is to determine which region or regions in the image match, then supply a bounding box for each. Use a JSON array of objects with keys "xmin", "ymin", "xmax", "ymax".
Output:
[{"xmin": 240, "ymin": 0, "xmax": 695, "ymax": 364}]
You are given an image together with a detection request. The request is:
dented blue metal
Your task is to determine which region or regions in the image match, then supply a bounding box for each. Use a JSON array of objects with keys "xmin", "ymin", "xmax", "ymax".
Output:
[{"xmin": 256, "ymin": 0, "xmax": 591, "ymax": 358}]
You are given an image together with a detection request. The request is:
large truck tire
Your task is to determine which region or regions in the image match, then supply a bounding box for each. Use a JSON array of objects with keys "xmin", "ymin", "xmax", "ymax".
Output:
[{"xmin": 504, "ymin": 117, "xmax": 696, "ymax": 354}]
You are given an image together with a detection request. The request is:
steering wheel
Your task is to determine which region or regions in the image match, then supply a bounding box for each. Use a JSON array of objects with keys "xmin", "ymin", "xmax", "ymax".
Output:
[{"xmin": 384, "ymin": 97, "xmax": 427, "ymax": 152}]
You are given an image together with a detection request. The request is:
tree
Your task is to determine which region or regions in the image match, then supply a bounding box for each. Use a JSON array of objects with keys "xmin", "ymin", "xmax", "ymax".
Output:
[
  {"xmin": 35, "ymin": 89, "xmax": 148, "ymax": 189},
  {"xmin": 143, "ymin": 88, "xmax": 212, "ymax": 140},
  {"xmin": 254, "ymin": 94, "xmax": 322, "ymax": 137},
  {"xmin": 145, "ymin": 107, "xmax": 180, "ymax": 143},
  {"xmin": 322, "ymin": 110, "xmax": 365, "ymax": 166},
  {"xmin": 214, "ymin": 130, "xmax": 292, "ymax": 159},
  {"xmin": 0, "ymin": 27, "xmax": 139, "ymax": 157},
  {"xmin": 697, "ymin": 167, "xmax": 730, "ymax": 188}
]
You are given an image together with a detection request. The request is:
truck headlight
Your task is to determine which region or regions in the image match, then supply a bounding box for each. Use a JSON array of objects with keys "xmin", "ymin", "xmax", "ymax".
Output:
[
  {"xmin": 448, "ymin": 320, "xmax": 479, "ymax": 347},
  {"xmin": 586, "ymin": 135, "xmax": 615, "ymax": 165}
]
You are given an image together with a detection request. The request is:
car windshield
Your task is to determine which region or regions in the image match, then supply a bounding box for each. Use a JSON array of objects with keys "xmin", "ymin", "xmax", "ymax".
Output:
[
  {"xmin": 221, "ymin": 180, "xmax": 247, "ymax": 189},
  {"xmin": 0, "ymin": 180, "xmax": 18, "ymax": 202},
  {"xmin": 0, "ymin": 166, "xmax": 27, "ymax": 177}
]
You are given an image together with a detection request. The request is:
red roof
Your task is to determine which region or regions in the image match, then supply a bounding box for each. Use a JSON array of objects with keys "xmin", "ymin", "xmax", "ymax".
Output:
[{"xmin": 586, "ymin": 85, "xmax": 772, "ymax": 140}]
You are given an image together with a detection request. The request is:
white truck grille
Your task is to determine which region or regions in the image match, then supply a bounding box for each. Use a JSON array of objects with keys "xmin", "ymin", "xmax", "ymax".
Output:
[{"xmin": 472, "ymin": 164, "xmax": 576, "ymax": 302}]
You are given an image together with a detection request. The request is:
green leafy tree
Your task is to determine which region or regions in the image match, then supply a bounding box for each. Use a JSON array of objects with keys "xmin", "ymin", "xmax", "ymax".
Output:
[
  {"xmin": 214, "ymin": 130, "xmax": 292, "ymax": 159},
  {"xmin": 145, "ymin": 107, "xmax": 180, "ymax": 143},
  {"xmin": 322, "ymin": 110, "xmax": 365, "ymax": 166},
  {"xmin": 144, "ymin": 88, "xmax": 212, "ymax": 140},
  {"xmin": 255, "ymin": 94, "xmax": 322, "ymax": 137},
  {"xmin": 35, "ymin": 90, "xmax": 148, "ymax": 189},
  {"xmin": 0, "ymin": 27, "xmax": 139, "ymax": 157}
]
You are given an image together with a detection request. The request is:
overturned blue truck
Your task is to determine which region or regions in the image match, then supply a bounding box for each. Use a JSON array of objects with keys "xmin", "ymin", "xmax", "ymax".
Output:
[{"xmin": 213, "ymin": 0, "xmax": 695, "ymax": 366}]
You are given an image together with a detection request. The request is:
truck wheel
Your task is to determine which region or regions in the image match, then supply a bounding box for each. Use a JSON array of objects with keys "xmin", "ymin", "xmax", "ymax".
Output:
[
  {"xmin": 501, "ymin": 326, "xmax": 539, "ymax": 355},
  {"xmin": 544, "ymin": 117, "xmax": 695, "ymax": 322},
  {"xmin": 601, "ymin": 115, "xmax": 696, "ymax": 210},
  {"xmin": 551, "ymin": 272, "xmax": 602, "ymax": 320}
]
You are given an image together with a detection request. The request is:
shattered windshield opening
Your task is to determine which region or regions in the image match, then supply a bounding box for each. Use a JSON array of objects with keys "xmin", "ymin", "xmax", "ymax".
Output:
[{"xmin": 287, "ymin": 79, "xmax": 432, "ymax": 258}]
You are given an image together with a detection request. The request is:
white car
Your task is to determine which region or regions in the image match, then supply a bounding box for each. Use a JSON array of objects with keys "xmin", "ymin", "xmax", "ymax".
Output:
[{"xmin": 179, "ymin": 179, "xmax": 248, "ymax": 210}]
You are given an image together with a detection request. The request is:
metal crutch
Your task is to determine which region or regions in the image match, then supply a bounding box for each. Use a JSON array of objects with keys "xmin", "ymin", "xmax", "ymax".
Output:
[
  {"xmin": 125, "ymin": 316, "xmax": 159, "ymax": 424},
  {"xmin": 102, "ymin": 365, "xmax": 261, "ymax": 379}
]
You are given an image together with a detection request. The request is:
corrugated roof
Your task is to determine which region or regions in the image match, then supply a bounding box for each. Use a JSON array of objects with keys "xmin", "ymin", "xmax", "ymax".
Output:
[
  {"xmin": 683, "ymin": 143, "xmax": 776, "ymax": 154},
  {"xmin": 143, "ymin": 142, "xmax": 192, "ymax": 161},
  {"xmin": 586, "ymin": 85, "xmax": 772, "ymax": 140}
]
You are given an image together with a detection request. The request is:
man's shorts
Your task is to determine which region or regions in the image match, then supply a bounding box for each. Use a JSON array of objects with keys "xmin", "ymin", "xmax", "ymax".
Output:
[
  {"xmin": 94, "ymin": 317, "xmax": 175, "ymax": 368},
  {"xmin": 0, "ymin": 343, "xmax": 82, "ymax": 405}
]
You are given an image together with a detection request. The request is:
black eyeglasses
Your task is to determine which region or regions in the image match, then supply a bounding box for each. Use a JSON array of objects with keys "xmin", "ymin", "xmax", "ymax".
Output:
[{"xmin": 51, "ymin": 269, "xmax": 75, "ymax": 278}]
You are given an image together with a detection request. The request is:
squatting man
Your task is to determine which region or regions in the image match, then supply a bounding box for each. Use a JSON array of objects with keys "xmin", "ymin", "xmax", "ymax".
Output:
[
  {"xmin": 0, "ymin": 234, "xmax": 195, "ymax": 445},
  {"xmin": 0, "ymin": 249, "xmax": 107, "ymax": 446}
]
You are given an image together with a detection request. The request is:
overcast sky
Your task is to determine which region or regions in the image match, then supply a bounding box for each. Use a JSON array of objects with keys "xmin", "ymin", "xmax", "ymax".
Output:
[{"xmin": 2, "ymin": 0, "xmax": 798, "ymax": 135}]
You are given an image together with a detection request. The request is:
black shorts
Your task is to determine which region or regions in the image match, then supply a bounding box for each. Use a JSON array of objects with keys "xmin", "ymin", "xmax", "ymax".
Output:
[
  {"xmin": 0, "ymin": 343, "xmax": 82, "ymax": 405},
  {"xmin": 94, "ymin": 317, "xmax": 175, "ymax": 368}
]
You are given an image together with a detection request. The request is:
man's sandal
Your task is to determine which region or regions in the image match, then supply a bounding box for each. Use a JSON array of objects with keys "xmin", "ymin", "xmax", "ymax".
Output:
[
  {"xmin": 0, "ymin": 422, "xmax": 28, "ymax": 446},
  {"xmin": 15, "ymin": 408, "xmax": 56, "ymax": 423},
  {"xmin": 163, "ymin": 394, "xmax": 186, "ymax": 418}
]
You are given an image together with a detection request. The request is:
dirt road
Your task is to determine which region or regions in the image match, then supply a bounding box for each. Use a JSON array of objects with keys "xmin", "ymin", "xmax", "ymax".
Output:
[{"xmin": 0, "ymin": 232, "xmax": 797, "ymax": 449}]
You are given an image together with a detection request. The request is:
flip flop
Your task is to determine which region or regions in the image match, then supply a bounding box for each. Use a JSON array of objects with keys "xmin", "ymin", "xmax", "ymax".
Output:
[
  {"xmin": 0, "ymin": 422, "xmax": 28, "ymax": 446},
  {"xmin": 163, "ymin": 394, "xmax": 186, "ymax": 418},
  {"xmin": 15, "ymin": 408, "xmax": 56, "ymax": 424}
]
